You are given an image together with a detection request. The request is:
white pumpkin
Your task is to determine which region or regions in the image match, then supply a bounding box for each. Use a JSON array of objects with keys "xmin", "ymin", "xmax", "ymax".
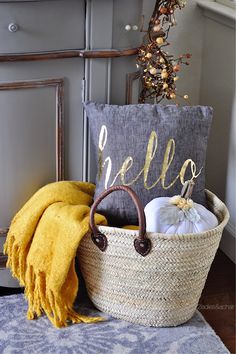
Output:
[{"xmin": 144, "ymin": 180, "xmax": 218, "ymax": 234}]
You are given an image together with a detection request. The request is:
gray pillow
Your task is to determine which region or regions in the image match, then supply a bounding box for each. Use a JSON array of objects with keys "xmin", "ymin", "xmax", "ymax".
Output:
[{"xmin": 85, "ymin": 103, "xmax": 213, "ymax": 226}]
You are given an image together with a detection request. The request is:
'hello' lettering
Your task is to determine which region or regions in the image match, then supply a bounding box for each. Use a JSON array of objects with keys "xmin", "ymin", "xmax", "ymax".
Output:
[{"xmin": 98, "ymin": 125, "xmax": 201, "ymax": 190}]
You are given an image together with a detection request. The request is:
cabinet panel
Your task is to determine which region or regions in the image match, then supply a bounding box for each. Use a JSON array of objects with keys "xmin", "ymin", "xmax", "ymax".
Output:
[
  {"xmin": 0, "ymin": 268, "xmax": 20, "ymax": 287},
  {"xmin": 0, "ymin": 58, "xmax": 85, "ymax": 230},
  {"xmin": 0, "ymin": 0, "xmax": 85, "ymax": 53},
  {"xmin": 112, "ymin": 0, "xmax": 143, "ymax": 49},
  {"xmin": 0, "ymin": 85, "xmax": 57, "ymax": 227},
  {"xmin": 110, "ymin": 56, "xmax": 139, "ymax": 105}
]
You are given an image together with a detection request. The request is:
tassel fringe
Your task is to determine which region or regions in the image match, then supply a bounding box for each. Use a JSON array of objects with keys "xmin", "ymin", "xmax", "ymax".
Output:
[
  {"xmin": 4, "ymin": 234, "xmax": 27, "ymax": 286},
  {"xmin": 4, "ymin": 233, "xmax": 104, "ymax": 328}
]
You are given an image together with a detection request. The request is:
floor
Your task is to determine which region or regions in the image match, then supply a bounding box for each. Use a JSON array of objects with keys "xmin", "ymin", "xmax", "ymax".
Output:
[
  {"xmin": 199, "ymin": 250, "xmax": 235, "ymax": 353},
  {"xmin": 0, "ymin": 250, "xmax": 235, "ymax": 352}
]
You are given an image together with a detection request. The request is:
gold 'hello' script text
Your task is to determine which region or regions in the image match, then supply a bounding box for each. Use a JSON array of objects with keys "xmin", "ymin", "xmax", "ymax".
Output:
[{"xmin": 98, "ymin": 125, "xmax": 202, "ymax": 190}]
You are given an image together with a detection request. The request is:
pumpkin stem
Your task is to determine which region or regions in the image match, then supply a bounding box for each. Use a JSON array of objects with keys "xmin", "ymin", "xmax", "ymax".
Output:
[{"xmin": 181, "ymin": 180, "xmax": 195, "ymax": 199}]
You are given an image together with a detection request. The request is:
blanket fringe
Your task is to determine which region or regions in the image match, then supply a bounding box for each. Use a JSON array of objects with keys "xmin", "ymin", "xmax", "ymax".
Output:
[
  {"xmin": 25, "ymin": 265, "xmax": 103, "ymax": 328},
  {"xmin": 4, "ymin": 234, "xmax": 27, "ymax": 286},
  {"xmin": 5, "ymin": 234, "xmax": 104, "ymax": 328},
  {"xmin": 3, "ymin": 182, "xmax": 107, "ymax": 328}
]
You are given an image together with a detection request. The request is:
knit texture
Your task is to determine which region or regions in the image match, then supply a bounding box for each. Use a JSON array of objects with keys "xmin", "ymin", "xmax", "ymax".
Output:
[{"xmin": 4, "ymin": 181, "xmax": 107, "ymax": 328}]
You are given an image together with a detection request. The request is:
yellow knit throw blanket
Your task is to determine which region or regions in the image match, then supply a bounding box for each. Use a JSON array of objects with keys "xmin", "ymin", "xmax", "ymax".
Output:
[{"xmin": 4, "ymin": 181, "xmax": 107, "ymax": 328}]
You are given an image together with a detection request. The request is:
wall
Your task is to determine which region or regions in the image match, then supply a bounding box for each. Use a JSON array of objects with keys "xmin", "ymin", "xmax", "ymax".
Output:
[{"xmin": 199, "ymin": 5, "xmax": 236, "ymax": 262}]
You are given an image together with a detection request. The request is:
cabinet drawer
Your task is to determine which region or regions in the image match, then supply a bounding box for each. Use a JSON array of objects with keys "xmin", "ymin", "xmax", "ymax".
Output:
[
  {"xmin": 112, "ymin": 0, "xmax": 143, "ymax": 48},
  {"xmin": 0, "ymin": 0, "xmax": 85, "ymax": 54}
]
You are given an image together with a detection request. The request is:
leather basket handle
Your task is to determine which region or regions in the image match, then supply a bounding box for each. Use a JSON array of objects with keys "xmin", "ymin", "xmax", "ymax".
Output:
[{"xmin": 90, "ymin": 185, "xmax": 152, "ymax": 257}]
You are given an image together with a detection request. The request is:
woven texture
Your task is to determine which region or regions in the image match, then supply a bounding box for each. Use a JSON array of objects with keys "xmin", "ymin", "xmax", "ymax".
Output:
[{"xmin": 78, "ymin": 190, "xmax": 229, "ymax": 327}]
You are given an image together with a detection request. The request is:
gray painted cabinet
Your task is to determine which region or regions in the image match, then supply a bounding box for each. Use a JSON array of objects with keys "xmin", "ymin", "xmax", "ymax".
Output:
[
  {"xmin": 0, "ymin": 0, "xmax": 144, "ymax": 286},
  {"xmin": 0, "ymin": 0, "xmax": 85, "ymax": 53}
]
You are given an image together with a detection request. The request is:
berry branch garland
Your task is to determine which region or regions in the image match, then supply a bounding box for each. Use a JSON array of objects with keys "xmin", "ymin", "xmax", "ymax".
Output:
[{"xmin": 137, "ymin": 0, "xmax": 191, "ymax": 104}]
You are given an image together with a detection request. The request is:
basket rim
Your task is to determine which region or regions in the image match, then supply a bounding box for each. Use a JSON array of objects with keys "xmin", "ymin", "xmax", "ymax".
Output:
[{"xmin": 97, "ymin": 189, "xmax": 230, "ymax": 241}]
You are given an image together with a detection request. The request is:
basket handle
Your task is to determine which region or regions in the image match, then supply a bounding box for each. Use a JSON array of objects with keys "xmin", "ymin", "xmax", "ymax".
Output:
[{"xmin": 89, "ymin": 185, "xmax": 152, "ymax": 257}]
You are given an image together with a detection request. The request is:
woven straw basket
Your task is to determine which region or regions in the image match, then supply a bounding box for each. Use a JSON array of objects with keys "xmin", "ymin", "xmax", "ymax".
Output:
[{"xmin": 78, "ymin": 185, "xmax": 229, "ymax": 327}]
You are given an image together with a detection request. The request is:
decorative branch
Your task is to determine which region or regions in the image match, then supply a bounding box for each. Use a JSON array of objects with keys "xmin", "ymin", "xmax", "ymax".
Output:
[{"xmin": 137, "ymin": 0, "xmax": 191, "ymax": 104}]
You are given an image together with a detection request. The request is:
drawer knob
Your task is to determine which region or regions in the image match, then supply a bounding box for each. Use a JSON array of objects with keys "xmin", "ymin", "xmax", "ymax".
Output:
[
  {"xmin": 125, "ymin": 24, "xmax": 132, "ymax": 31},
  {"xmin": 125, "ymin": 24, "xmax": 139, "ymax": 31},
  {"xmin": 8, "ymin": 23, "xmax": 19, "ymax": 33}
]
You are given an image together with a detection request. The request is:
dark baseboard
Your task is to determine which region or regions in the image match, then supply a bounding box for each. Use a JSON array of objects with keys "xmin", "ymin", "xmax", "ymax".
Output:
[{"xmin": 0, "ymin": 287, "xmax": 24, "ymax": 297}]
